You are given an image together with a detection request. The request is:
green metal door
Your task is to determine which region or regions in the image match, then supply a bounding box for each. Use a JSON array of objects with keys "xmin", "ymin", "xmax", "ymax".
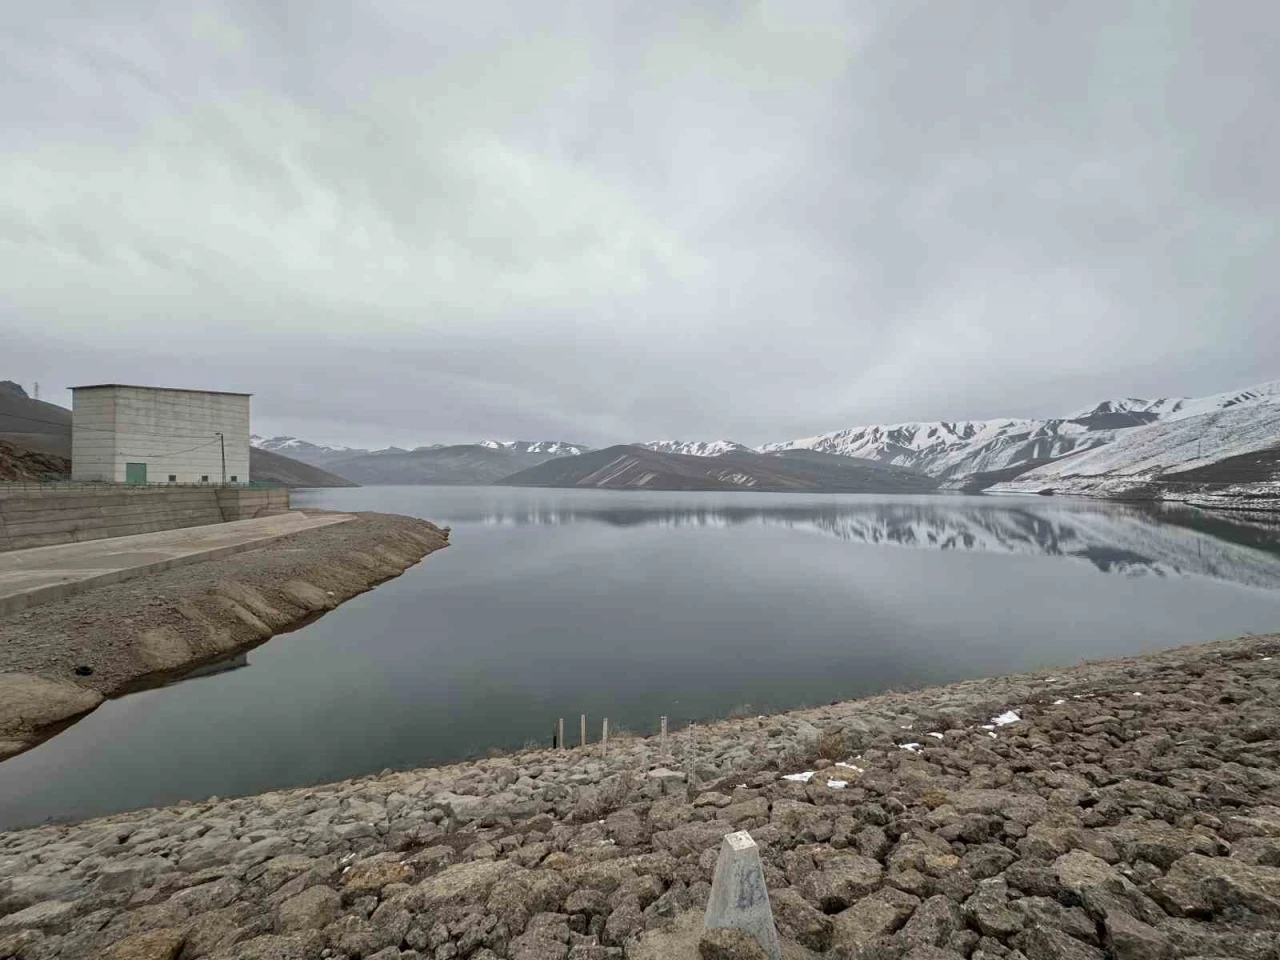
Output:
[{"xmin": 125, "ymin": 462, "xmax": 147, "ymax": 485}]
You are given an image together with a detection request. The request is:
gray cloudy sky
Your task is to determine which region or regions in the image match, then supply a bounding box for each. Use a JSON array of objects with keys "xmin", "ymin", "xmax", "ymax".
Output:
[{"xmin": 3, "ymin": 1, "xmax": 1277, "ymax": 448}]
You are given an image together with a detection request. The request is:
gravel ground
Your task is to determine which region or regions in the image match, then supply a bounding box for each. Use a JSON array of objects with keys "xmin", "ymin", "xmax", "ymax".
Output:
[
  {"xmin": 3, "ymin": 631, "xmax": 1280, "ymax": 959},
  {"xmin": 0, "ymin": 511, "xmax": 449, "ymax": 757}
]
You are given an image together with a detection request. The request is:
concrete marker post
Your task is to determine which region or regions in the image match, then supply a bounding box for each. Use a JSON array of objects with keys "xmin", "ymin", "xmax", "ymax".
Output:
[
  {"xmin": 602, "ymin": 717, "xmax": 609, "ymax": 760},
  {"xmin": 660, "ymin": 715, "xmax": 668, "ymax": 761},
  {"xmin": 686, "ymin": 721, "xmax": 697, "ymax": 787},
  {"xmin": 580, "ymin": 714, "xmax": 587, "ymax": 748},
  {"xmin": 704, "ymin": 830, "xmax": 781, "ymax": 960},
  {"xmin": 558, "ymin": 717, "xmax": 565, "ymax": 752}
]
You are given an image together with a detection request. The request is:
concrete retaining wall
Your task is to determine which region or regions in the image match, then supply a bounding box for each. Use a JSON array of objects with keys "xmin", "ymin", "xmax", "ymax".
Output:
[
  {"xmin": 215, "ymin": 487, "xmax": 291, "ymax": 521},
  {"xmin": 0, "ymin": 486, "xmax": 291, "ymax": 552}
]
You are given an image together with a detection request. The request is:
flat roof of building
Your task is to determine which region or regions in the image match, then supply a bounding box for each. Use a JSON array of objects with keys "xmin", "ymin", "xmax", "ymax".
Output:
[{"xmin": 70, "ymin": 384, "xmax": 252, "ymax": 397}]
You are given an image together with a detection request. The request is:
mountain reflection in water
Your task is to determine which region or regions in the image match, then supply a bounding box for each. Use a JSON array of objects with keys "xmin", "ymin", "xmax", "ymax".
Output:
[{"xmin": 466, "ymin": 498, "xmax": 1280, "ymax": 589}]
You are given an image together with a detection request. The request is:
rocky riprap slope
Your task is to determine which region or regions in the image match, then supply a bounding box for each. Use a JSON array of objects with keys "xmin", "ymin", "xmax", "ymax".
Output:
[{"xmin": 4, "ymin": 635, "xmax": 1280, "ymax": 959}]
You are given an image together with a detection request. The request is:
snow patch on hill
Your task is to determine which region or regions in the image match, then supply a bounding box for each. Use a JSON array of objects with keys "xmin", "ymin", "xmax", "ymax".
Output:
[
  {"xmin": 1067, "ymin": 381, "xmax": 1280, "ymax": 423},
  {"xmin": 250, "ymin": 435, "xmax": 358, "ymax": 455},
  {"xmin": 641, "ymin": 439, "xmax": 751, "ymax": 457},
  {"xmin": 760, "ymin": 419, "xmax": 1112, "ymax": 479},
  {"xmin": 477, "ymin": 440, "xmax": 588, "ymax": 455}
]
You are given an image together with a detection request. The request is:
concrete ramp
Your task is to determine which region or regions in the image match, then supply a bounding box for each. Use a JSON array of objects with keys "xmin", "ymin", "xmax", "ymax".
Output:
[{"xmin": 0, "ymin": 512, "xmax": 353, "ymax": 616}]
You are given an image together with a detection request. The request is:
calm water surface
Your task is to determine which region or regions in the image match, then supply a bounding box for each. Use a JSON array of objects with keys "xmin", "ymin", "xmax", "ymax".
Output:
[{"xmin": 3, "ymin": 487, "xmax": 1280, "ymax": 828}]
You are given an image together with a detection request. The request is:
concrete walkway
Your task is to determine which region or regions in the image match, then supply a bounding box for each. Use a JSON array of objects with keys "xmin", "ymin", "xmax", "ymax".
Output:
[{"xmin": 0, "ymin": 512, "xmax": 354, "ymax": 616}]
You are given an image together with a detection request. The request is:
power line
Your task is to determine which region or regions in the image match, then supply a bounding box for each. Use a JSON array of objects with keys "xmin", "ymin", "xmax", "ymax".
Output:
[
  {"xmin": 115, "ymin": 437, "xmax": 225, "ymax": 459},
  {"xmin": 2, "ymin": 411, "xmax": 245, "ymax": 441},
  {"xmin": 3, "ymin": 411, "xmax": 240, "ymax": 458}
]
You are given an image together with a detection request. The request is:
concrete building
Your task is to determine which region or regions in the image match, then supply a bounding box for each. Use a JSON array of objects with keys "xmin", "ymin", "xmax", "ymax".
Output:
[{"xmin": 71, "ymin": 384, "xmax": 251, "ymax": 484}]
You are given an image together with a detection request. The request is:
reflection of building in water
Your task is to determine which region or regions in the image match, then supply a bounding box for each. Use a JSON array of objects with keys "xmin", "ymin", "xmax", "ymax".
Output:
[{"xmin": 478, "ymin": 500, "xmax": 1280, "ymax": 590}]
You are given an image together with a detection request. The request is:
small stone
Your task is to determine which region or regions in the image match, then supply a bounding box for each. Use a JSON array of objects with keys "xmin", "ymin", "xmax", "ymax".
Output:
[
  {"xmin": 830, "ymin": 888, "xmax": 919, "ymax": 950},
  {"xmin": 105, "ymin": 928, "xmax": 185, "ymax": 960},
  {"xmin": 799, "ymin": 853, "xmax": 884, "ymax": 912},
  {"xmin": 769, "ymin": 888, "xmax": 831, "ymax": 952},
  {"xmin": 899, "ymin": 895, "xmax": 962, "ymax": 950},
  {"xmin": 1102, "ymin": 911, "xmax": 1172, "ymax": 960},
  {"xmin": 1021, "ymin": 924, "xmax": 1106, "ymax": 960},
  {"xmin": 508, "ymin": 932, "xmax": 570, "ymax": 960},
  {"xmin": 963, "ymin": 880, "xmax": 1023, "ymax": 938},
  {"xmin": 277, "ymin": 885, "xmax": 340, "ymax": 932},
  {"xmin": 343, "ymin": 858, "xmax": 413, "ymax": 895},
  {"xmin": 1054, "ymin": 850, "xmax": 1122, "ymax": 895},
  {"xmin": 0, "ymin": 899, "xmax": 80, "ymax": 934}
]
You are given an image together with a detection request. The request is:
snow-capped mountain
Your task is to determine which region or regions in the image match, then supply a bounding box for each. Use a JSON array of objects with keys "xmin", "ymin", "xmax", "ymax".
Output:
[
  {"xmin": 757, "ymin": 379, "xmax": 1280, "ymax": 486},
  {"xmin": 760, "ymin": 419, "xmax": 1113, "ymax": 480},
  {"xmin": 250, "ymin": 435, "xmax": 362, "ymax": 456},
  {"xmin": 990, "ymin": 382, "xmax": 1280, "ymax": 499},
  {"xmin": 477, "ymin": 440, "xmax": 589, "ymax": 455},
  {"xmin": 1067, "ymin": 382, "xmax": 1280, "ymax": 424},
  {"xmin": 248, "ymin": 377, "xmax": 1278, "ymax": 499},
  {"xmin": 641, "ymin": 439, "xmax": 752, "ymax": 457}
]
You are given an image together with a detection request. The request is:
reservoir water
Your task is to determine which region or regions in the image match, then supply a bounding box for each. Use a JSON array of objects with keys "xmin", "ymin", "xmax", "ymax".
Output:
[{"xmin": 3, "ymin": 487, "xmax": 1280, "ymax": 829}]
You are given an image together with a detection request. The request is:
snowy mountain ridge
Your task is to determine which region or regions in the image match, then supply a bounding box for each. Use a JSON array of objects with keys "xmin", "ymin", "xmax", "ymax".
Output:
[
  {"xmin": 759, "ymin": 418, "xmax": 1110, "ymax": 480},
  {"xmin": 251, "ymin": 435, "xmax": 588, "ymax": 459},
  {"xmin": 1066, "ymin": 380, "xmax": 1280, "ymax": 423},
  {"xmin": 477, "ymin": 440, "xmax": 589, "ymax": 455},
  {"xmin": 755, "ymin": 378, "xmax": 1280, "ymax": 483},
  {"xmin": 249, "ymin": 435, "xmax": 359, "ymax": 455},
  {"xmin": 989, "ymin": 387, "xmax": 1280, "ymax": 497},
  {"xmin": 641, "ymin": 439, "xmax": 752, "ymax": 457}
]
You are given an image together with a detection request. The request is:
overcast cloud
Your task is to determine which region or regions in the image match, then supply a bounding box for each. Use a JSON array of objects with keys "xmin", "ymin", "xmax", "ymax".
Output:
[{"xmin": 2, "ymin": 1, "xmax": 1277, "ymax": 448}]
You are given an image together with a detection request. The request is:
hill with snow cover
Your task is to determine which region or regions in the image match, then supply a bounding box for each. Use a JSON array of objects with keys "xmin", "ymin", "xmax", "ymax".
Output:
[
  {"xmin": 251, "ymin": 436, "xmax": 588, "ymax": 477},
  {"xmin": 497, "ymin": 445, "xmax": 939, "ymax": 493},
  {"xmin": 250, "ymin": 435, "xmax": 364, "ymax": 464},
  {"xmin": 760, "ymin": 418, "xmax": 1116, "ymax": 481},
  {"xmin": 988, "ymin": 381, "xmax": 1280, "ymax": 502},
  {"xmin": 477, "ymin": 440, "xmax": 589, "ymax": 455},
  {"xmin": 755, "ymin": 379, "xmax": 1280, "ymax": 497},
  {"xmin": 641, "ymin": 440, "xmax": 751, "ymax": 457}
]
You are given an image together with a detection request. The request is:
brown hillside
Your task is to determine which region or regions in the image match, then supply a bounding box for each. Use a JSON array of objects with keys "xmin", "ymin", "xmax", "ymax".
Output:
[{"xmin": 0, "ymin": 440, "xmax": 71, "ymax": 481}]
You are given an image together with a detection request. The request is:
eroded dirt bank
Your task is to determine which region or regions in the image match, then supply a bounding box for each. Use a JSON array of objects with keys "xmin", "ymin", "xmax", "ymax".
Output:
[
  {"xmin": 0, "ymin": 511, "xmax": 450, "ymax": 759},
  {"xmin": 3, "ymin": 632, "xmax": 1280, "ymax": 959}
]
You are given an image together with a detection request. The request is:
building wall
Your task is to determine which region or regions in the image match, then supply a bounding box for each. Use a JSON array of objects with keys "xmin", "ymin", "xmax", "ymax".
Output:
[
  {"xmin": 70, "ymin": 388, "xmax": 118, "ymax": 482},
  {"xmin": 71, "ymin": 386, "xmax": 251, "ymax": 484}
]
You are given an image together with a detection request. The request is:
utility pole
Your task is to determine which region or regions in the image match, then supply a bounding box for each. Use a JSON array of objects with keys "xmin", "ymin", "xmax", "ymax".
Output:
[{"xmin": 215, "ymin": 432, "xmax": 226, "ymax": 484}]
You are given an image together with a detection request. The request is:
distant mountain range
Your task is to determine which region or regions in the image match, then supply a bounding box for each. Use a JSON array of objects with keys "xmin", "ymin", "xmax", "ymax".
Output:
[
  {"xmin": 5, "ymin": 375, "xmax": 1276, "ymax": 503},
  {"xmin": 251, "ymin": 435, "xmax": 590, "ymax": 485},
  {"xmin": 496, "ymin": 445, "xmax": 940, "ymax": 493},
  {"xmin": 245, "ymin": 377, "xmax": 1280, "ymax": 504},
  {"xmin": 639, "ymin": 440, "xmax": 752, "ymax": 457}
]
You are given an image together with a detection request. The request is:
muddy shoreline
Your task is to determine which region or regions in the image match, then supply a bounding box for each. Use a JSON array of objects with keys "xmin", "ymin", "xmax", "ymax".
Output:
[{"xmin": 0, "ymin": 511, "xmax": 449, "ymax": 761}]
